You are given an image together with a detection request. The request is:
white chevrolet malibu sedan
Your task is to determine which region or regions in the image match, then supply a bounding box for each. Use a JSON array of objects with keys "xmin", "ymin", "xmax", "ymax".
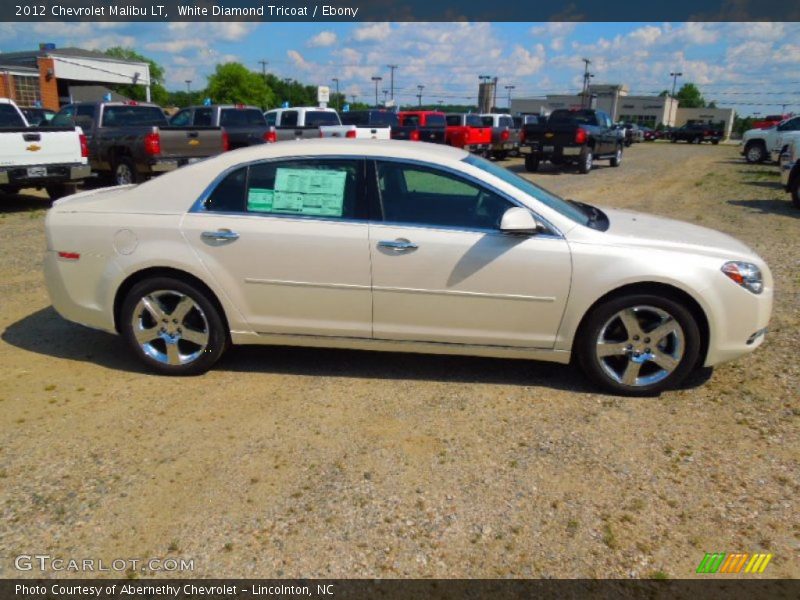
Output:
[{"xmin": 44, "ymin": 139, "xmax": 772, "ymax": 395}]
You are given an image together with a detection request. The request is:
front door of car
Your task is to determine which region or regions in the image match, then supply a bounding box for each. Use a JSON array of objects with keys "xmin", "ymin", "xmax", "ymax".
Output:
[
  {"xmin": 181, "ymin": 158, "xmax": 372, "ymax": 338},
  {"xmin": 367, "ymin": 160, "xmax": 572, "ymax": 348}
]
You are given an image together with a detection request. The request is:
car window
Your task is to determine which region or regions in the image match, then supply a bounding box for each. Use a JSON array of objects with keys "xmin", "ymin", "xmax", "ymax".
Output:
[
  {"xmin": 500, "ymin": 117, "xmax": 513, "ymax": 128},
  {"xmin": 375, "ymin": 161, "xmax": 513, "ymax": 231},
  {"xmin": 193, "ymin": 108, "xmax": 213, "ymax": 126},
  {"xmin": 51, "ymin": 105, "xmax": 75, "ymax": 127},
  {"xmin": 400, "ymin": 114, "xmax": 420, "ymax": 127},
  {"xmin": 203, "ymin": 167, "xmax": 248, "ymax": 212},
  {"xmin": 281, "ymin": 110, "xmax": 298, "ymax": 127},
  {"xmin": 480, "ymin": 116, "xmax": 494, "ymax": 127},
  {"xmin": 246, "ymin": 159, "xmax": 361, "ymax": 219},
  {"xmin": 170, "ymin": 109, "xmax": 192, "ymax": 127},
  {"xmin": 74, "ymin": 105, "xmax": 95, "ymax": 130},
  {"xmin": 445, "ymin": 115, "xmax": 462, "ymax": 126},
  {"xmin": 101, "ymin": 106, "xmax": 168, "ymax": 127},
  {"xmin": 778, "ymin": 117, "xmax": 800, "ymax": 131},
  {"xmin": 425, "ymin": 114, "xmax": 446, "ymax": 127},
  {"xmin": 341, "ymin": 112, "xmax": 367, "ymax": 126},
  {"xmin": 220, "ymin": 108, "xmax": 267, "ymax": 127},
  {"xmin": 0, "ymin": 104, "xmax": 28, "ymax": 127},
  {"xmin": 305, "ymin": 111, "xmax": 340, "ymax": 127},
  {"xmin": 264, "ymin": 111, "xmax": 277, "ymax": 126}
]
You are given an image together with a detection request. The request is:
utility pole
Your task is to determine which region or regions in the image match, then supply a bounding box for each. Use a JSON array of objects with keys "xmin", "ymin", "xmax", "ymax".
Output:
[
  {"xmin": 505, "ymin": 85, "xmax": 515, "ymax": 109},
  {"xmin": 387, "ymin": 64, "xmax": 398, "ymax": 100},
  {"xmin": 258, "ymin": 59, "xmax": 268, "ymax": 82},
  {"xmin": 350, "ymin": 94, "xmax": 357, "ymax": 105},
  {"xmin": 371, "ymin": 76, "xmax": 382, "ymax": 107},
  {"xmin": 331, "ymin": 77, "xmax": 339, "ymax": 111},
  {"xmin": 492, "ymin": 77, "xmax": 498, "ymax": 112},
  {"xmin": 382, "ymin": 89, "xmax": 389, "ymax": 105},
  {"xmin": 581, "ymin": 58, "xmax": 591, "ymax": 108},
  {"xmin": 185, "ymin": 80, "xmax": 192, "ymax": 93},
  {"xmin": 417, "ymin": 84, "xmax": 424, "ymax": 108}
]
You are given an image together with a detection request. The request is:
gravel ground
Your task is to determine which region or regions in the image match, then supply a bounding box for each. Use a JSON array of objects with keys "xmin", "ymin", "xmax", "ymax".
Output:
[{"xmin": 0, "ymin": 142, "xmax": 797, "ymax": 579}]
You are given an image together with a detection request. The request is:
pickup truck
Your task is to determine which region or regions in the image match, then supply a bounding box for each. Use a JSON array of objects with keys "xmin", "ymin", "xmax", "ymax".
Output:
[
  {"xmin": 395, "ymin": 111, "xmax": 447, "ymax": 144},
  {"xmin": 670, "ymin": 124, "xmax": 721, "ymax": 144},
  {"xmin": 742, "ymin": 115, "xmax": 800, "ymax": 163},
  {"xmin": 319, "ymin": 109, "xmax": 393, "ymax": 140},
  {"xmin": 444, "ymin": 113, "xmax": 492, "ymax": 154},
  {"xmin": 519, "ymin": 108, "xmax": 622, "ymax": 174},
  {"xmin": 264, "ymin": 107, "xmax": 341, "ymax": 141},
  {"xmin": 170, "ymin": 104, "xmax": 275, "ymax": 149},
  {"xmin": 51, "ymin": 101, "xmax": 228, "ymax": 185},
  {"xmin": 753, "ymin": 114, "xmax": 790, "ymax": 130},
  {"xmin": 0, "ymin": 98, "xmax": 90, "ymax": 199},
  {"xmin": 779, "ymin": 137, "xmax": 800, "ymax": 208},
  {"xmin": 479, "ymin": 113, "xmax": 521, "ymax": 160}
]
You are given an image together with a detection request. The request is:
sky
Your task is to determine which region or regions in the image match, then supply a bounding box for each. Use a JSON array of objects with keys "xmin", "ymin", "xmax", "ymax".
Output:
[{"xmin": 0, "ymin": 21, "xmax": 798, "ymax": 115}]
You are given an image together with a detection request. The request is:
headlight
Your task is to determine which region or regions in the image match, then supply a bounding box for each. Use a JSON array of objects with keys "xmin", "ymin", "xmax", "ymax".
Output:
[{"xmin": 721, "ymin": 261, "xmax": 763, "ymax": 294}]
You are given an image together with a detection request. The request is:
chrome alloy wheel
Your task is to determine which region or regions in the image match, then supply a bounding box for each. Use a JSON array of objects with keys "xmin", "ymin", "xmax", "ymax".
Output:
[
  {"xmin": 595, "ymin": 305, "xmax": 685, "ymax": 387},
  {"xmin": 131, "ymin": 290, "xmax": 210, "ymax": 365}
]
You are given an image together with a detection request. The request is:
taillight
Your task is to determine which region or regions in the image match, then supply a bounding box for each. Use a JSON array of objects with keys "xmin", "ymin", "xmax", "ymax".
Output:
[
  {"xmin": 519, "ymin": 130, "xmax": 526, "ymax": 143},
  {"xmin": 410, "ymin": 130, "xmax": 420, "ymax": 141},
  {"xmin": 143, "ymin": 131, "xmax": 161, "ymax": 155},
  {"xmin": 222, "ymin": 130, "xmax": 230, "ymax": 152},
  {"xmin": 79, "ymin": 133, "xmax": 89, "ymax": 158},
  {"xmin": 501, "ymin": 129, "xmax": 509, "ymax": 142},
  {"xmin": 345, "ymin": 130, "xmax": 357, "ymax": 139},
  {"xmin": 57, "ymin": 251, "xmax": 80, "ymax": 260},
  {"xmin": 575, "ymin": 128, "xmax": 587, "ymax": 144},
  {"xmin": 264, "ymin": 129, "xmax": 277, "ymax": 143}
]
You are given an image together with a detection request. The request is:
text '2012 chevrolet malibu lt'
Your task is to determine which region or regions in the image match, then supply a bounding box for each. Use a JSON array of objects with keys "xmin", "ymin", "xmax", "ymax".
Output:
[{"xmin": 44, "ymin": 139, "xmax": 772, "ymax": 395}]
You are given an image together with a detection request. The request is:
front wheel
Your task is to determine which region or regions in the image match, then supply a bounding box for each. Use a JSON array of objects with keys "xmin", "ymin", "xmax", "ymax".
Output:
[
  {"xmin": 524, "ymin": 155, "xmax": 539, "ymax": 172},
  {"xmin": 121, "ymin": 277, "xmax": 228, "ymax": 375},
  {"xmin": 610, "ymin": 146, "xmax": 622, "ymax": 167},
  {"xmin": 745, "ymin": 143, "xmax": 766, "ymax": 164},
  {"xmin": 578, "ymin": 150, "xmax": 593, "ymax": 174},
  {"xmin": 576, "ymin": 294, "xmax": 701, "ymax": 396}
]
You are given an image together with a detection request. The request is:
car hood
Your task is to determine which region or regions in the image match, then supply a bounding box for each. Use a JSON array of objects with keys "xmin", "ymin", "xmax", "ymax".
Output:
[{"xmin": 598, "ymin": 207, "xmax": 758, "ymax": 260}]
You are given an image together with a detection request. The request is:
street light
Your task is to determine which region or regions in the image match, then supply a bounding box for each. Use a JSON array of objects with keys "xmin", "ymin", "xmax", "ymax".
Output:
[
  {"xmin": 670, "ymin": 72, "xmax": 683, "ymax": 98},
  {"xmin": 331, "ymin": 77, "xmax": 340, "ymax": 111},
  {"xmin": 417, "ymin": 84, "xmax": 424, "ymax": 108},
  {"xmin": 505, "ymin": 85, "xmax": 515, "ymax": 109},
  {"xmin": 185, "ymin": 80, "xmax": 192, "ymax": 93},
  {"xmin": 382, "ymin": 89, "xmax": 389, "ymax": 104},
  {"xmin": 371, "ymin": 76, "xmax": 382, "ymax": 107}
]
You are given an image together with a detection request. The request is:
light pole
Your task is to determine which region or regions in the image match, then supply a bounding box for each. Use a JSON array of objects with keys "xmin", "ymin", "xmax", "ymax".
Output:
[
  {"xmin": 331, "ymin": 77, "xmax": 339, "ymax": 110},
  {"xmin": 417, "ymin": 84, "xmax": 424, "ymax": 108},
  {"xmin": 505, "ymin": 85, "xmax": 515, "ymax": 110},
  {"xmin": 185, "ymin": 79, "xmax": 192, "ymax": 93},
  {"xmin": 371, "ymin": 76, "xmax": 382, "ymax": 107},
  {"xmin": 387, "ymin": 64, "xmax": 398, "ymax": 100},
  {"xmin": 581, "ymin": 58, "xmax": 592, "ymax": 107},
  {"xmin": 670, "ymin": 71, "xmax": 683, "ymax": 98},
  {"xmin": 258, "ymin": 60, "xmax": 268, "ymax": 81}
]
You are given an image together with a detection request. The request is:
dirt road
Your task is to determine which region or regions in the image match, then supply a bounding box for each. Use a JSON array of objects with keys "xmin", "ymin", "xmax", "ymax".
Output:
[{"xmin": 0, "ymin": 143, "xmax": 797, "ymax": 579}]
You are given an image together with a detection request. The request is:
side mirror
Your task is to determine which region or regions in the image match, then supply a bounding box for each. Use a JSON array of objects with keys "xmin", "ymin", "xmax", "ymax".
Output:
[{"xmin": 500, "ymin": 207, "xmax": 543, "ymax": 234}]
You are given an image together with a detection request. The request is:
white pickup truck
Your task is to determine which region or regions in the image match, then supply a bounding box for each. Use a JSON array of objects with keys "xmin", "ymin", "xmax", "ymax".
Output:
[
  {"xmin": 741, "ymin": 115, "xmax": 800, "ymax": 163},
  {"xmin": 318, "ymin": 109, "xmax": 394, "ymax": 140},
  {"xmin": 779, "ymin": 136, "xmax": 800, "ymax": 208},
  {"xmin": 0, "ymin": 98, "xmax": 90, "ymax": 199},
  {"xmin": 264, "ymin": 106, "xmax": 343, "ymax": 141}
]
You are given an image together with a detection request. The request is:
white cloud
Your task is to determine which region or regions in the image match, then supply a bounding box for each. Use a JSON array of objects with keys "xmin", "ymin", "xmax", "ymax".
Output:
[
  {"xmin": 145, "ymin": 39, "xmax": 207, "ymax": 53},
  {"xmin": 287, "ymin": 50, "xmax": 312, "ymax": 71},
  {"xmin": 307, "ymin": 31, "xmax": 337, "ymax": 47},
  {"xmin": 509, "ymin": 44, "xmax": 545, "ymax": 76},
  {"xmin": 352, "ymin": 23, "xmax": 391, "ymax": 42}
]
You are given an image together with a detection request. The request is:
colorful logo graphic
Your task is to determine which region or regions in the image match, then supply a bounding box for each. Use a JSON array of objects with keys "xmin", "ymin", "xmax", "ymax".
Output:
[{"xmin": 696, "ymin": 552, "xmax": 773, "ymax": 574}]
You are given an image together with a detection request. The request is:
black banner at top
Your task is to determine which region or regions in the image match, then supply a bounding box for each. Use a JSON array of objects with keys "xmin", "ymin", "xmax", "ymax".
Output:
[{"xmin": 2, "ymin": 0, "xmax": 798, "ymax": 22}]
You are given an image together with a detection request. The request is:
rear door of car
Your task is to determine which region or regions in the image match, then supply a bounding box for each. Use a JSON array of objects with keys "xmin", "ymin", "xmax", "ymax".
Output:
[{"xmin": 181, "ymin": 157, "xmax": 373, "ymax": 337}]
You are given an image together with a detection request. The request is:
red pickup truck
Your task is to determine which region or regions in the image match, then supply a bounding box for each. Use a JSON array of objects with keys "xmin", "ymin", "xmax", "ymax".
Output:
[
  {"xmin": 445, "ymin": 113, "xmax": 492, "ymax": 154},
  {"xmin": 752, "ymin": 114, "xmax": 791, "ymax": 130}
]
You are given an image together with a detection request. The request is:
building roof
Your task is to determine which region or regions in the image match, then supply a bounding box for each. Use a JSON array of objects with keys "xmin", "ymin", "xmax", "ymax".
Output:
[{"xmin": 0, "ymin": 47, "xmax": 148, "ymax": 69}]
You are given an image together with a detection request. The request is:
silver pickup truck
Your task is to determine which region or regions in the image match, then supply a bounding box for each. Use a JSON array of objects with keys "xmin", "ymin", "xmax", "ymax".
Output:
[
  {"xmin": 479, "ymin": 113, "xmax": 521, "ymax": 160},
  {"xmin": 264, "ymin": 107, "xmax": 341, "ymax": 141}
]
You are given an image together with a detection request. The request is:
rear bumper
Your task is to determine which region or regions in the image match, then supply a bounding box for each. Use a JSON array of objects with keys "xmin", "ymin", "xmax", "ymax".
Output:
[
  {"xmin": 462, "ymin": 143, "xmax": 491, "ymax": 153},
  {"xmin": 519, "ymin": 144, "xmax": 583, "ymax": 160},
  {"xmin": 144, "ymin": 156, "xmax": 207, "ymax": 174},
  {"xmin": 0, "ymin": 163, "xmax": 90, "ymax": 186},
  {"xmin": 490, "ymin": 142, "xmax": 517, "ymax": 151}
]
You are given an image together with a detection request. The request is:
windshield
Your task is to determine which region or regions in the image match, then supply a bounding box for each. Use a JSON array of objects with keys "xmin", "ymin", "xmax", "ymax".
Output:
[{"xmin": 462, "ymin": 154, "xmax": 591, "ymax": 227}]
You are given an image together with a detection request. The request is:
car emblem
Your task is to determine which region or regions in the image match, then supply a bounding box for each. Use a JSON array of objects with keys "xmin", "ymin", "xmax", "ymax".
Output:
[
  {"xmin": 26, "ymin": 144, "xmax": 41, "ymax": 152},
  {"xmin": 188, "ymin": 139, "xmax": 200, "ymax": 146},
  {"xmin": 545, "ymin": 133, "xmax": 554, "ymax": 138}
]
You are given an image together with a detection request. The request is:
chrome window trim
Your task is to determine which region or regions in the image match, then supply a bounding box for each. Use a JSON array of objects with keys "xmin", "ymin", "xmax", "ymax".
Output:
[{"xmin": 189, "ymin": 153, "xmax": 564, "ymax": 239}]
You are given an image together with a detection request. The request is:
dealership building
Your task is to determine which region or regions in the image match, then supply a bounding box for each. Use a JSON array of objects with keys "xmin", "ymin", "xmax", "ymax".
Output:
[
  {"xmin": 0, "ymin": 46, "xmax": 151, "ymax": 110},
  {"xmin": 511, "ymin": 83, "xmax": 735, "ymax": 138}
]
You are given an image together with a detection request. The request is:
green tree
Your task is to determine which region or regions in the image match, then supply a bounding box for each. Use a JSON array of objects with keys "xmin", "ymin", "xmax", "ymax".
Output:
[
  {"xmin": 206, "ymin": 62, "xmax": 276, "ymax": 109},
  {"xmin": 104, "ymin": 47, "xmax": 169, "ymax": 104},
  {"xmin": 674, "ymin": 83, "xmax": 706, "ymax": 108}
]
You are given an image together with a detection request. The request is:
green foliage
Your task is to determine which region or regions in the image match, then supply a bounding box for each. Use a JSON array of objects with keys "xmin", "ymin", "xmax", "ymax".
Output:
[
  {"xmin": 206, "ymin": 62, "xmax": 276, "ymax": 109},
  {"xmin": 733, "ymin": 115, "xmax": 755, "ymax": 136},
  {"xmin": 104, "ymin": 47, "xmax": 169, "ymax": 104},
  {"xmin": 674, "ymin": 83, "xmax": 706, "ymax": 108}
]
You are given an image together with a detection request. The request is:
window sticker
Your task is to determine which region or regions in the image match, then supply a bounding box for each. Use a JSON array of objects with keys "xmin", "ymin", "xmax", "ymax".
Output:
[
  {"xmin": 247, "ymin": 188, "xmax": 275, "ymax": 212},
  {"xmin": 273, "ymin": 168, "xmax": 347, "ymax": 217}
]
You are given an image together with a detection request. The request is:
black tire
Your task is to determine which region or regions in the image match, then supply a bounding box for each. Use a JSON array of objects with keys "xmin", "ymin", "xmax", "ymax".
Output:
[
  {"xmin": 577, "ymin": 149, "xmax": 593, "ymax": 174},
  {"xmin": 790, "ymin": 176, "xmax": 800, "ymax": 209},
  {"xmin": 524, "ymin": 155, "xmax": 539, "ymax": 172},
  {"xmin": 46, "ymin": 183, "xmax": 78, "ymax": 200},
  {"xmin": 121, "ymin": 277, "xmax": 228, "ymax": 376},
  {"xmin": 0, "ymin": 185, "xmax": 21, "ymax": 196},
  {"xmin": 494, "ymin": 151, "xmax": 508, "ymax": 161},
  {"xmin": 576, "ymin": 293, "xmax": 701, "ymax": 396},
  {"xmin": 744, "ymin": 142, "xmax": 766, "ymax": 164},
  {"xmin": 610, "ymin": 145, "xmax": 623, "ymax": 167},
  {"xmin": 671, "ymin": 137, "xmax": 677, "ymax": 143},
  {"xmin": 112, "ymin": 156, "xmax": 139, "ymax": 186},
  {"xmin": 711, "ymin": 140, "xmax": 719, "ymax": 145}
]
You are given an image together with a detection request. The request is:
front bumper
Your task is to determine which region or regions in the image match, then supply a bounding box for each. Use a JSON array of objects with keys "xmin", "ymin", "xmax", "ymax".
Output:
[{"xmin": 0, "ymin": 163, "xmax": 90, "ymax": 186}]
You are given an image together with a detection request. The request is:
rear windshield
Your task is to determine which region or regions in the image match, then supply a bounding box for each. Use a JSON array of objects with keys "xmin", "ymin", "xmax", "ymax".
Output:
[
  {"xmin": 425, "ymin": 114, "xmax": 446, "ymax": 127},
  {"xmin": 465, "ymin": 114, "xmax": 483, "ymax": 127},
  {"xmin": 342, "ymin": 111, "xmax": 398, "ymax": 127},
  {"xmin": 101, "ymin": 106, "xmax": 168, "ymax": 127},
  {"xmin": 0, "ymin": 104, "xmax": 27, "ymax": 127},
  {"xmin": 446, "ymin": 115, "xmax": 462, "ymax": 126},
  {"xmin": 220, "ymin": 108, "xmax": 267, "ymax": 127},
  {"xmin": 305, "ymin": 111, "xmax": 341, "ymax": 127},
  {"xmin": 480, "ymin": 116, "xmax": 494, "ymax": 126},
  {"xmin": 548, "ymin": 110, "xmax": 596, "ymax": 125}
]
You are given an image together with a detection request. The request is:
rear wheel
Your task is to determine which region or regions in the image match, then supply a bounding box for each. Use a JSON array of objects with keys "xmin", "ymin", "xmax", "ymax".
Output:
[
  {"xmin": 46, "ymin": 183, "xmax": 77, "ymax": 200},
  {"xmin": 610, "ymin": 145, "xmax": 622, "ymax": 167},
  {"xmin": 524, "ymin": 155, "xmax": 539, "ymax": 172},
  {"xmin": 578, "ymin": 150, "xmax": 593, "ymax": 174},
  {"xmin": 112, "ymin": 156, "xmax": 138, "ymax": 186},
  {"xmin": 577, "ymin": 294, "xmax": 701, "ymax": 396},
  {"xmin": 121, "ymin": 277, "xmax": 228, "ymax": 375}
]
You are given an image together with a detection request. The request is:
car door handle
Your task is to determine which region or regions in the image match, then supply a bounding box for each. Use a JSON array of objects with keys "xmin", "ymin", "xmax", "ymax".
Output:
[
  {"xmin": 378, "ymin": 239, "xmax": 418, "ymax": 252},
  {"xmin": 201, "ymin": 229, "xmax": 239, "ymax": 242}
]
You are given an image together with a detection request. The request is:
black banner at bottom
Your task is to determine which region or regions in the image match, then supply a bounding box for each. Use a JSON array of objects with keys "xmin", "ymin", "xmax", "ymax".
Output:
[{"xmin": 2, "ymin": 579, "xmax": 798, "ymax": 600}]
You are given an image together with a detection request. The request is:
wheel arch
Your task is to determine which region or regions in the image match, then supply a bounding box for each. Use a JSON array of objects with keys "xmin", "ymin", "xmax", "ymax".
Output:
[
  {"xmin": 572, "ymin": 281, "xmax": 710, "ymax": 367},
  {"xmin": 113, "ymin": 266, "xmax": 231, "ymax": 338}
]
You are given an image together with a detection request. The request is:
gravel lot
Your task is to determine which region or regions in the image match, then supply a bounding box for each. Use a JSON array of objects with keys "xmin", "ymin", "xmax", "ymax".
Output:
[{"xmin": 0, "ymin": 143, "xmax": 797, "ymax": 579}]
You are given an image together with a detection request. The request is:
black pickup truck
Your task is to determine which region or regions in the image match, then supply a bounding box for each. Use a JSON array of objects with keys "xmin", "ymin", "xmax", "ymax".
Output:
[
  {"xmin": 170, "ymin": 104, "xmax": 274, "ymax": 149},
  {"xmin": 670, "ymin": 123, "xmax": 722, "ymax": 144},
  {"xmin": 52, "ymin": 101, "xmax": 228, "ymax": 185},
  {"xmin": 519, "ymin": 108, "xmax": 623, "ymax": 174}
]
